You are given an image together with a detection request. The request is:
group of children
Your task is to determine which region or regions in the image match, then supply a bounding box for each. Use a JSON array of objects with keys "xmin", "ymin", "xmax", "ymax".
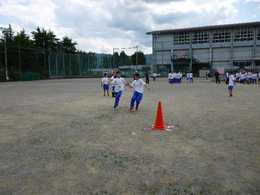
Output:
[
  {"xmin": 101, "ymin": 71, "xmax": 147, "ymax": 111},
  {"xmin": 226, "ymin": 71, "xmax": 259, "ymax": 97},
  {"xmin": 168, "ymin": 72, "xmax": 193, "ymax": 84},
  {"xmin": 168, "ymin": 72, "xmax": 183, "ymax": 84},
  {"xmin": 101, "ymin": 69, "xmax": 258, "ymax": 109},
  {"xmin": 234, "ymin": 72, "xmax": 259, "ymax": 84}
]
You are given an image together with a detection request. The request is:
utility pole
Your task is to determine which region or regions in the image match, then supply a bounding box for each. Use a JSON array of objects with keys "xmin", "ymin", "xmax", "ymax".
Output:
[
  {"xmin": 171, "ymin": 49, "xmax": 174, "ymax": 72},
  {"xmin": 0, "ymin": 27, "xmax": 10, "ymax": 81},
  {"xmin": 135, "ymin": 45, "xmax": 138, "ymax": 71}
]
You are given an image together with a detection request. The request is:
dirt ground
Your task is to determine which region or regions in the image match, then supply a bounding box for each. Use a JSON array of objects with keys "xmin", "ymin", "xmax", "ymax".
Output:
[{"xmin": 0, "ymin": 78, "xmax": 260, "ymax": 195}]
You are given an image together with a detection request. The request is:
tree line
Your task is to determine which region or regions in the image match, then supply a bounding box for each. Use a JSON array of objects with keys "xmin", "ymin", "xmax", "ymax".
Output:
[{"xmin": 0, "ymin": 25, "xmax": 146, "ymax": 81}]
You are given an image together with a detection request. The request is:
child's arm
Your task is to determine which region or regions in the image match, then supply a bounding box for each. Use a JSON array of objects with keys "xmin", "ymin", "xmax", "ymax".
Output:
[{"xmin": 126, "ymin": 81, "xmax": 132, "ymax": 88}]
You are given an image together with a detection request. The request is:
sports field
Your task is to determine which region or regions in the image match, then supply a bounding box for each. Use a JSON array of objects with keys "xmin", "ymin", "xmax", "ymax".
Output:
[{"xmin": 0, "ymin": 78, "xmax": 260, "ymax": 195}]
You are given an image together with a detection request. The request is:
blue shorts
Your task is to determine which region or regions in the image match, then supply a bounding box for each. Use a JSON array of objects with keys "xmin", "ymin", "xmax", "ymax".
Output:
[
  {"xmin": 103, "ymin": 84, "xmax": 109, "ymax": 91},
  {"xmin": 111, "ymin": 86, "xmax": 115, "ymax": 92},
  {"xmin": 130, "ymin": 91, "xmax": 143, "ymax": 109},
  {"xmin": 228, "ymin": 86, "xmax": 234, "ymax": 91}
]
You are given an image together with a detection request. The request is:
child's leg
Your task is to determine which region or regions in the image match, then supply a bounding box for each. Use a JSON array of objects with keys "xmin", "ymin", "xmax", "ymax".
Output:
[
  {"xmin": 103, "ymin": 85, "xmax": 106, "ymax": 96},
  {"xmin": 230, "ymin": 89, "xmax": 233, "ymax": 96},
  {"xmin": 111, "ymin": 86, "xmax": 115, "ymax": 97},
  {"xmin": 106, "ymin": 85, "xmax": 110, "ymax": 96},
  {"xmin": 130, "ymin": 92, "xmax": 138, "ymax": 110},
  {"xmin": 114, "ymin": 91, "xmax": 122, "ymax": 108},
  {"xmin": 135, "ymin": 93, "xmax": 143, "ymax": 111}
]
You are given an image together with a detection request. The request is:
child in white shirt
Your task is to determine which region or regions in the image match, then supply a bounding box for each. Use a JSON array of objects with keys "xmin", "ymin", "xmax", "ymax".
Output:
[
  {"xmin": 111, "ymin": 71, "xmax": 127, "ymax": 109},
  {"xmin": 129, "ymin": 73, "xmax": 146, "ymax": 112},
  {"xmin": 101, "ymin": 73, "xmax": 110, "ymax": 96},
  {"xmin": 228, "ymin": 74, "xmax": 235, "ymax": 97}
]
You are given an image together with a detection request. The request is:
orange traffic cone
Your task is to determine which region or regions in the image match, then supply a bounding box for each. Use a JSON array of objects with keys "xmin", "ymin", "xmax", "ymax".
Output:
[{"xmin": 152, "ymin": 101, "xmax": 166, "ymax": 131}]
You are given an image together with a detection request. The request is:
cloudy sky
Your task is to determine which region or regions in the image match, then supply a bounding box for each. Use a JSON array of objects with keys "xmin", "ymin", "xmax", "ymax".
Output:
[{"xmin": 0, "ymin": 0, "xmax": 260, "ymax": 54}]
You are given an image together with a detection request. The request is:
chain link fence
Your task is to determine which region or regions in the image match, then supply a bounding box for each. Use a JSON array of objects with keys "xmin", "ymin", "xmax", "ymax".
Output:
[{"xmin": 0, "ymin": 46, "xmax": 107, "ymax": 81}]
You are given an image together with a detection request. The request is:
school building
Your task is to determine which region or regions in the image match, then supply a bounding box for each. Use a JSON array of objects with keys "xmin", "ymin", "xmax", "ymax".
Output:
[{"xmin": 147, "ymin": 22, "xmax": 260, "ymax": 75}]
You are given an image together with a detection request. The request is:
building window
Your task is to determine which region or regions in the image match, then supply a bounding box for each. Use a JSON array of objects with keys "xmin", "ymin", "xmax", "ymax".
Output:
[
  {"xmin": 234, "ymin": 28, "xmax": 254, "ymax": 42},
  {"xmin": 213, "ymin": 30, "xmax": 231, "ymax": 43},
  {"xmin": 233, "ymin": 61, "xmax": 252, "ymax": 68},
  {"xmin": 257, "ymin": 29, "xmax": 260, "ymax": 40},
  {"xmin": 174, "ymin": 32, "xmax": 190, "ymax": 45},
  {"xmin": 192, "ymin": 31, "xmax": 209, "ymax": 44}
]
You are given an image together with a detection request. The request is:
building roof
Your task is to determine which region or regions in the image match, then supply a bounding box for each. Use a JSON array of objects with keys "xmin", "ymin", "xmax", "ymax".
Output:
[{"xmin": 147, "ymin": 21, "xmax": 260, "ymax": 35}]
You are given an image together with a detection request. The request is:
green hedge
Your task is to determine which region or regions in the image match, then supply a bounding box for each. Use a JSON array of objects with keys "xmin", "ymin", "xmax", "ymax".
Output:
[{"xmin": 21, "ymin": 72, "xmax": 41, "ymax": 81}]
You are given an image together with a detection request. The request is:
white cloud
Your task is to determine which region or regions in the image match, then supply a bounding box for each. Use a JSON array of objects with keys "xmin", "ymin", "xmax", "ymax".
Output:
[
  {"xmin": 0, "ymin": 0, "xmax": 257, "ymax": 54},
  {"xmin": 0, "ymin": 0, "xmax": 56, "ymax": 28}
]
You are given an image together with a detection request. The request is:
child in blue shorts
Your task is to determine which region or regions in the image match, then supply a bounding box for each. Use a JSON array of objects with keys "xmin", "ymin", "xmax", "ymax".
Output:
[
  {"xmin": 111, "ymin": 71, "xmax": 126, "ymax": 109},
  {"xmin": 227, "ymin": 74, "xmax": 235, "ymax": 97},
  {"xmin": 101, "ymin": 73, "xmax": 110, "ymax": 96},
  {"xmin": 129, "ymin": 73, "xmax": 147, "ymax": 112}
]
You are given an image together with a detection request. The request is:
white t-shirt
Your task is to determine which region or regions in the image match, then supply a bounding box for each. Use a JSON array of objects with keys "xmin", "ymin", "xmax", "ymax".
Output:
[
  {"xmin": 119, "ymin": 77, "xmax": 126, "ymax": 91},
  {"xmin": 247, "ymin": 72, "xmax": 252, "ymax": 79},
  {"xmin": 252, "ymin": 74, "xmax": 257, "ymax": 79},
  {"xmin": 228, "ymin": 75, "xmax": 235, "ymax": 86},
  {"xmin": 169, "ymin": 73, "xmax": 174, "ymax": 79},
  {"xmin": 189, "ymin": 73, "xmax": 193, "ymax": 78},
  {"xmin": 102, "ymin": 77, "xmax": 109, "ymax": 85},
  {"xmin": 240, "ymin": 74, "xmax": 246, "ymax": 80},
  {"xmin": 112, "ymin": 78, "xmax": 125, "ymax": 92},
  {"xmin": 176, "ymin": 73, "xmax": 181, "ymax": 79},
  {"xmin": 131, "ymin": 79, "xmax": 146, "ymax": 94}
]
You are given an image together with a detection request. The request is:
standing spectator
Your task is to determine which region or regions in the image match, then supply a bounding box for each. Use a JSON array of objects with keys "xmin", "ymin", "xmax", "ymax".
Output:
[
  {"xmin": 227, "ymin": 74, "xmax": 236, "ymax": 97},
  {"xmin": 145, "ymin": 71, "xmax": 150, "ymax": 84},
  {"xmin": 215, "ymin": 71, "xmax": 220, "ymax": 84}
]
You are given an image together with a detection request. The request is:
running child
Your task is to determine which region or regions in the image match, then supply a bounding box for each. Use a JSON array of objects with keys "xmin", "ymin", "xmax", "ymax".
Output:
[
  {"xmin": 129, "ymin": 73, "xmax": 146, "ymax": 112},
  {"xmin": 101, "ymin": 73, "xmax": 110, "ymax": 96},
  {"xmin": 111, "ymin": 71, "xmax": 127, "ymax": 109},
  {"xmin": 227, "ymin": 74, "xmax": 235, "ymax": 97}
]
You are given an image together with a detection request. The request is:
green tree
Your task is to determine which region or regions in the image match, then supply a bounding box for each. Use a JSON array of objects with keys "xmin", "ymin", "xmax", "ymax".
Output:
[
  {"xmin": 14, "ymin": 30, "xmax": 32, "ymax": 47},
  {"xmin": 119, "ymin": 51, "xmax": 131, "ymax": 66},
  {"xmin": 112, "ymin": 52, "xmax": 120, "ymax": 68},
  {"xmin": 61, "ymin": 36, "xmax": 77, "ymax": 53},
  {"xmin": 131, "ymin": 51, "xmax": 146, "ymax": 65},
  {"xmin": 2, "ymin": 24, "xmax": 15, "ymax": 43},
  {"xmin": 32, "ymin": 27, "xmax": 59, "ymax": 50}
]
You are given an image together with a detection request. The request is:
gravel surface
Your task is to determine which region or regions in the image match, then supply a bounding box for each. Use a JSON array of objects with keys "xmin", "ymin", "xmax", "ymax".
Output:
[{"xmin": 0, "ymin": 78, "xmax": 260, "ymax": 195}]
